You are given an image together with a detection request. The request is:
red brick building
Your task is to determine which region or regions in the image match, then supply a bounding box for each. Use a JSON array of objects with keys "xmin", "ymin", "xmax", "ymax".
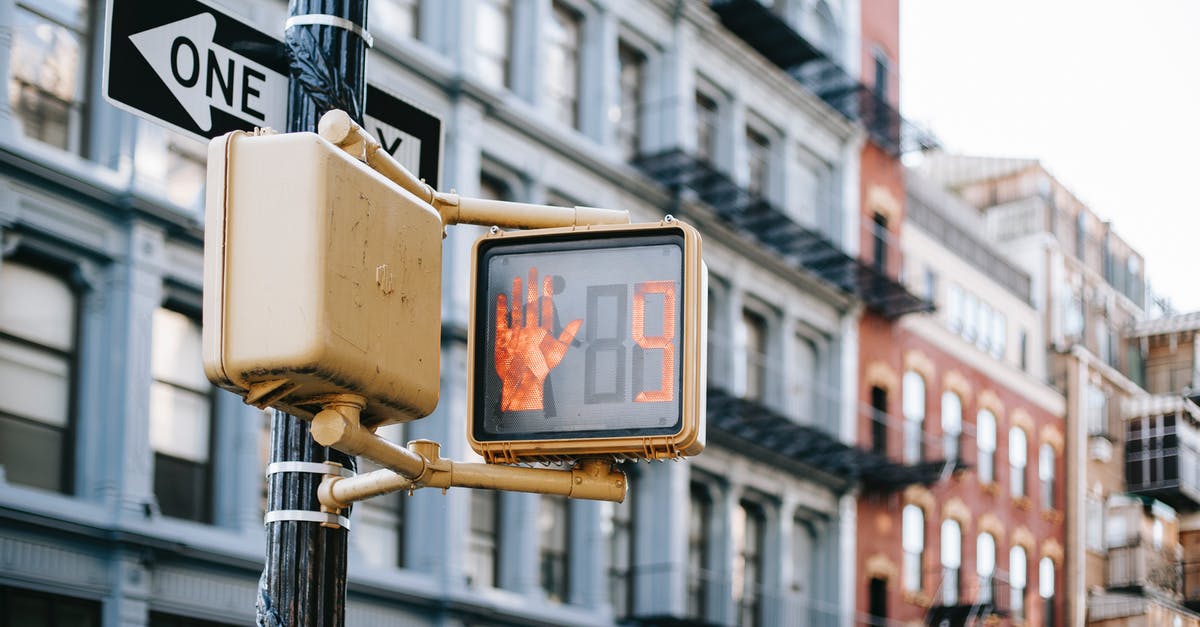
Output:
[{"xmin": 853, "ymin": 4, "xmax": 1066, "ymax": 625}]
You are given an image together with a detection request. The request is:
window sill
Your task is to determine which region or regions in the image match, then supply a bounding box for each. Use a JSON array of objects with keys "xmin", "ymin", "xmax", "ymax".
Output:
[
  {"xmin": 902, "ymin": 590, "xmax": 932, "ymax": 608},
  {"xmin": 1041, "ymin": 509, "xmax": 1064, "ymax": 524}
]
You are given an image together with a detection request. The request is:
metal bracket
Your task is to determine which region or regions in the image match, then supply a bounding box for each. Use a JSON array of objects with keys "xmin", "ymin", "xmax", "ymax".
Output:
[
  {"xmin": 266, "ymin": 461, "xmax": 355, "ymax": 479},
  {"xmin": 285, "ymin": 14, "xmax": 373, "ymax": 48},
  {"xmin": 264, "ymin": 509, "xmax": 351, "ymax": 530}
]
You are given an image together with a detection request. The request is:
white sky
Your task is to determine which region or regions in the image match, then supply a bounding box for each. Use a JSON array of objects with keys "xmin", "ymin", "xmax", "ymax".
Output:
[{"xmin": 899, "ymin": 0, "xmax": 1200, "ymax": 312}]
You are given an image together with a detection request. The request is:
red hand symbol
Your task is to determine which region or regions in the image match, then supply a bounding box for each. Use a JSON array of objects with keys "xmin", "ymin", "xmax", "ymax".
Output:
[{"xmin": 494, "ymin": 268, "xmax": 582, "ymax": 412}]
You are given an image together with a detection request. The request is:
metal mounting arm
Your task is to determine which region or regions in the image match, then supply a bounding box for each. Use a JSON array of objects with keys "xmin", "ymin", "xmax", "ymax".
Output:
[
  {"xmin": 316, "ymin": 109, "xmax": 630, "ymax": 230},
  {"xmin": 308, "ymin": 397, "xmax": 627, "ymax": 514}
]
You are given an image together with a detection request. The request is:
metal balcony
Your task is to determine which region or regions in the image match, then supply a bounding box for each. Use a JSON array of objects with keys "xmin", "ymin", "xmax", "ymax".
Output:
[
  {"xmin": 710, "ymin": 0, "xmax": 939, "ymax": 156},
  {"xmin": 636, "ymin": 149, "xmax": 933, "ymax": 319},
  {"xmin": 927, "ymin": 575, "xmax": 1011, "ymax": 626},
  {"xmin": 707, "ymin": 387, "xmax": 945, "ymax": 492},
  {"xmin": 1124, "ymin": 397, "xmax": 1200, "ymax": 512},
  {"xmin": 1108, "ymin": 543, "xmax": 1182, "ymax": 596}
]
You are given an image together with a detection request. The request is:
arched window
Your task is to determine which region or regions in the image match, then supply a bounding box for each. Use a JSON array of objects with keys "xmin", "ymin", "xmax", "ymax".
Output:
[
  {"xmin": 1039, "ymin": 443, "xmax": 1056, "ymax": 510},
  {"xmin": 977, "ymin": 410, "xmax": 997, "ymax": 483},
  {"xmin": 976, "ymin": 533, "xmax": 996, "ymax": 603},
  {"xmin": 902, "ymin": 371, "xmax": 926, "ymax": 463},
  {"xmin": 940, "ymin": 520, "xmax": 962, "ymax": 605},
  {"xmin": 1039, "ymin": 557, "xmax": 1056, "ymax": 627},
  {"xmin": 1010, "ymin": 427, "xmax": 1028, "ymax": 498},
  {"xmin": 941, "ymin": 391, "xmax": 962, "ymax": 462},
  {"xmin": 1010, "ymin": 546, "xmax": 1027, "ymax": 620},
  {"xmin": 902, "ymin": 505, "xmax": 925, "ymax": 592}
]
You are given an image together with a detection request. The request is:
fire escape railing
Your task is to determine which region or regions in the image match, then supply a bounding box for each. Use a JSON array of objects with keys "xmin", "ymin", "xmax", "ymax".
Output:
[
  {"xmin": 635, "ymin": 149, "xmax": 933, "ymax": 319},
  {"xmin": 706, "ymin": 387, "xmax": 945, "ymax": 492},
  {"xmin": 710, "ymin": 0, "xmax": 939, "ymax": 156}
]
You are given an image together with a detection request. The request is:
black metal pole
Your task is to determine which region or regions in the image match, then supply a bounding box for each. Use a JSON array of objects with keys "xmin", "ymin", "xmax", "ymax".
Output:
[{"xmin": 257, "ymin": 2, "xmax": 368, "ymax": 626}]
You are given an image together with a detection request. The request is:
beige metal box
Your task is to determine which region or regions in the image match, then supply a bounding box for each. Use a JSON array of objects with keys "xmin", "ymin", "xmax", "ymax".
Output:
[{"xmin": 202, "ymin": 131, "xmax": 442, "ymax": 427}]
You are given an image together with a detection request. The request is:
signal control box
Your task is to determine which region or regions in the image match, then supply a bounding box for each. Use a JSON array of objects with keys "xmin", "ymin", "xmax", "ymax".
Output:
[{"xmin": 202, "ymin": 130, "xmax": 443, "ymax": 428}]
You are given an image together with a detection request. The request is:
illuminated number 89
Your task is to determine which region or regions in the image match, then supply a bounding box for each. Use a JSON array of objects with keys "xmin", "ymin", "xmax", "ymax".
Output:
[{"xmin": 632, "ymin": 281, "xmax": 676, "ymax": 403}]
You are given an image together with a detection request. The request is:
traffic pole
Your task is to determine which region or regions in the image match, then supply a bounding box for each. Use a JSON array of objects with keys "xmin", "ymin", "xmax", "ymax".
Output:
[{"xmin": 257, "ymin": 1, "xmax": 368, "ymax": 625}]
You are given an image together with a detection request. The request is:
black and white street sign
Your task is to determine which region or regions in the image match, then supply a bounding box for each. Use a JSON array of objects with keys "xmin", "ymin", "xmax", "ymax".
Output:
[{"xmin": 104, "ymin": 0, "xmax": 441, "ymax": 183}]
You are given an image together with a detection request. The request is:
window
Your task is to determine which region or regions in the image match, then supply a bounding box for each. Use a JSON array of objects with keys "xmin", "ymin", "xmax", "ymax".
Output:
[
  {"xmin": 977, "ymin": 410, "xmax": 996, "ymax": 484},
  {"xmin": 1010, "ymin": 546, "xmax": 1027, "ymax": 620},
  {"xmin": 475, "ymin": 0, "xmax": 512, "ymax": 89},
  {"xmin": 1065, "ymin": 292, "xmax": 1084, "ymax": 338},
  {"xmin": 1086, "ymin": 385, "xmax": 1107, "ymax": 436},
  {"xmin": 1010, "ymin": 427, "xmax": 1028, "ymax": 498},
  {"xmin": 922, "ymin": 268, "xmax": 937, "ymax": 304},
  {"xmin": 353, "ymin": 422, "xmax": 405, "ymax": 568},
  {"xmin": 467, "ymin": 490, "xmax": 499, "ymax": 587},
  {"xmin": 789, "ymin": 152, "xmax": 823, "ymax": 229},
  {"xmin": 793, "ymin": 334, "xmax": 818, "ymax": 423},
  {"xmin": 871, "ymin": 213, "xmax": 888, "ymax": 274},
  {"xmin": 940, "ymin": 519, "xmax": 961, "ymax": 606},
  {"xmin": 742, "ymin": 310, "xmax": 768, "ymax": 403},
  {"xmin": 149, "ymin": 613, "xmax": 236, "ymax": 627},
  {"xmin": 867, "ymin": 578, "xmax": 887, "ymax": 626},
  {"xmin": 947, "ymin": 284, "xmax": 963, "ymax": 332},
  {"xmin": 977, "ymin": 302, "xmax": 992, "ymax": 352},
  {"xmin": 963, "ymin": 292, "xmax": 979, "ymax": 342},
  {"xmin": 10, "ymin": 1, "xmax": 89, "ymax": 152},
  {"xmin": 694, "ymin": 91, "xmax": 720, "ymax": 163},
  {"xmin": 1126, "ymin": 414, "xmax": 1179, "ymax": 491},
  {"xmin": 976, "ymin": 533, "xmax": 996, "ymax": 604},
  {"xmin": 791, "ymin": 519, "xmax": 815, "ymax": 609},
  {"xmin": 615, "ymin": 42, "xmax": 645, "ymax": 161},
  {"xmin": 687, "ymin": 484, "xmax": 712, "ymax": 618},
  {"xmin": 0, "ymin": 585, "xmax": 100, "ymax": 627},
  {"xmin": 1085, "ymin": 496, "xmax": 1103, "ymax": 552},
  {"xmin": 1039, "ymin": 443, "xmax": 1056, "ymax": 510},
  {"xmin": 991, "ymin": 311, "xmax": 1007, "ymax": 359},
  {"xmin": 0, "ymin": 260, "xmax": 77, "ymax": 493},
  {"xmin": 371, "ymin": 0, "xmax": 419, "ymax": 40},
  {"xmin": 150, "ymin": 308, "xmax": 212, "ymax": 522},
  {"xmin": 872, "ymin": 50, "xmax": 889, "ymax": 101},
  {"xmin": 734, "ymin": 502, "xmax": 765, "ymax": 627},
  {"xmin": 1018, "ymin": 329, "xmax": 1028, "ymax": 371},
  {"xmin": 539, "ymin": 495, "xmax": 570, "ymax": 602},
  {"xmin": 745, "ymin": 126, "xmax": 771, "ymax": 199},
  {"xmin": 901, "ymin": 371, "xmax": 925, "ymax": 464},
  {"xmin": 870, "ymin": 386, "xmax": 888, "ymax": 456},
  {"xmin": 1153, "ymin": 519, "xmax": 1164, "ymax": 551},
  {"xmin": 1039, "ymin": 557, "xmax": 1056, "ymax": 627},
  {"xmin": 941, "ymin": 392, "xmax": 962, "ymax": 462},
  {"xmin": 902, "ymin": 505, "xmax": 924, "ymax": 592},
  {"xmin": 165, "ymin": 139, "xmax": 208, "ymax": 212},
  {"xmin": 608, "ymin": 479, "xmax": 635, "ymax": 618},
  {"xmin": 545, "ymin": 2, "xmax": 582, "ymax": 129},
  {"xmin": 1076, "ymin": 212, "xmax": 1087, "ymax": 262}
]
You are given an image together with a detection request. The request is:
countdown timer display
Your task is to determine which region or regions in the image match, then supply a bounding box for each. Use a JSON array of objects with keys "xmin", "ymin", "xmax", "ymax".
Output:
[{"xmin": 467, "ymin": 221, "xmax": 706, "ymax": 462}]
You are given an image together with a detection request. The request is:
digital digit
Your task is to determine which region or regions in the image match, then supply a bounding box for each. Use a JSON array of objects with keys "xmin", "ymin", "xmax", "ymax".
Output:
[
  {"xmin": 632, "ymin": 281, "xmax": 677, "ymax": 403},
  {"xmin": 584, "ymin": 284, "xmax": 627, "ymax": 403}
]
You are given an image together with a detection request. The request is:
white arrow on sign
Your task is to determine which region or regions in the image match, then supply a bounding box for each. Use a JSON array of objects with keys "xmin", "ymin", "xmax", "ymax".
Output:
[{"xmin": 129, "ymin": 13, "xmax": 287, "ymax": 132}]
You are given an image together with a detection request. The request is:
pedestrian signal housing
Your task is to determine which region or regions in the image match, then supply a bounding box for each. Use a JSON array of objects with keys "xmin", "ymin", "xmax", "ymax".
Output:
[
  {"xmin": 202, "ymin": 131, "xmax": 442, "ymax": 428},
  {"xmin": 467, "ymin": 220, "xmax": 707, "ymax": 463}
]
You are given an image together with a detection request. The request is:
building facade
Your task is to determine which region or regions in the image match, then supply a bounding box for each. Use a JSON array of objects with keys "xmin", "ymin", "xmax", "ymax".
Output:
[
  {"xmin": 920, "ymin": 154, "xmax": 1199, "ymax": 626},
  {"xmin": 857, "ymin": 170, "xmax": 1067, "ymax": 626},
  {"xmin": 0, "ymin": 0, "xmax": 934, "ymax": 626}
]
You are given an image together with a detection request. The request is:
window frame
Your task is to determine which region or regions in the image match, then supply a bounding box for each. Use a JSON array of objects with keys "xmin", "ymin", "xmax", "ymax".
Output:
[
  {"xmin": 615, "ymin": 39, "xmax": 647, "ymax": 162},
  {"xmin": 544, "ymin": 1, "xmax": 584, "ymax": 130},
  {"xmin": 901, "ymin": 371, "xmax": 925, "ymax": 464},
  {"xmin": 10, "ymin": 1, "xmax": 93, "ymax": 154},
  {"xmin": 941, "ymin": 391, "xmax": 962, "ymax": 463},
  {"xmin": 149, "ymin": 300, "xmax": 216, "ymax": 523},
  {"xmin": 977, "ymin": 409, "xmax": 997, "ymax": 484},
  {"xmin": 467, "ymin": 489, "xmax": 500, "ymax": 588},
  {"xmin": 474, "ymin": 0, "xmax": 513, "ymax": 89},
  {"xmin": 539, "ymin": 494, "xmax": 571, "ymax": 602},
  {"xmin": 1009, "ymin": 427, "xmax": 1028, "ymax": 498},
  {"xmin": 901, "ymin": 504, "xmax": 925, "ymax": 593},
  {"xmin": 0, "ymin": 252, "xmax": 82, "ymax": 495}
]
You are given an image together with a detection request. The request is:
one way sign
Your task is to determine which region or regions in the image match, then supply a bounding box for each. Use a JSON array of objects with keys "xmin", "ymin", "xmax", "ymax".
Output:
[{"xmin": 103, "ymin": 0, "xmax": 441, "ymax": 185}]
